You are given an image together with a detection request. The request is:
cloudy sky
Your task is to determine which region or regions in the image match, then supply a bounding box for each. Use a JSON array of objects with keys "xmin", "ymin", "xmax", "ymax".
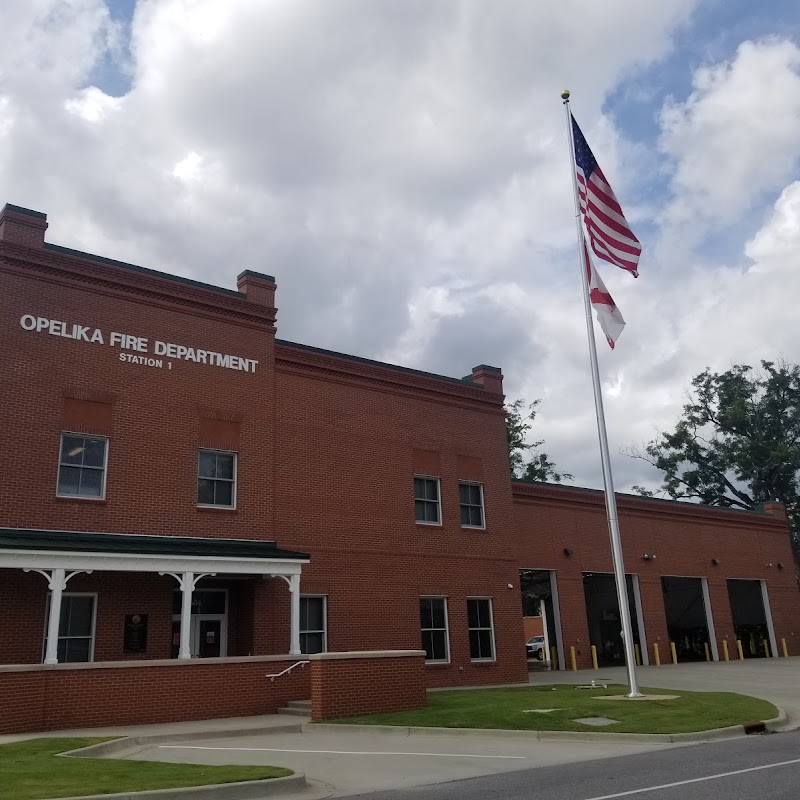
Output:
[{"xmin": 3, "ymin": 0, "xmax": 800, "ymax": 494}]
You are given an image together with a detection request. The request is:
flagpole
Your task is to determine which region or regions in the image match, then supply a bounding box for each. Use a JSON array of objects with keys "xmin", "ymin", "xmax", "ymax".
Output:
[{"xmin": 561, "ymin": 89, "xmax": 642, "ymax": 698}]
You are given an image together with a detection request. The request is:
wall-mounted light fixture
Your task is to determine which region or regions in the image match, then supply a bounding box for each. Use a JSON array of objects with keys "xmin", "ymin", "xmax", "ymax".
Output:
[
  {"xmin": 711, "ymin": 558, "xmax": 720, "ymax": 566},
  {"xmin": 642, "ymin": 553, "xmax": 656, "ymax": 561},
  {"xmin": 777, "ymin": 563, "xmax": 785, "ymax": 570},
  {"xmin": 563, "ymin": 547, "xmax": 574, "ymax": 557}
]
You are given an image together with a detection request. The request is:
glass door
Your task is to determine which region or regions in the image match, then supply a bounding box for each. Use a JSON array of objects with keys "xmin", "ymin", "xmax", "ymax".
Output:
[{"xmin": 171, "ymin": 589, "xmax": 228, "ymax": 658}]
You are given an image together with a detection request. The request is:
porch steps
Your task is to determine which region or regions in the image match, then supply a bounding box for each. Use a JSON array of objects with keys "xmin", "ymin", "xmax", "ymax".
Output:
[{"xmin": 278, "ymin": 699, "xmax": 312, "ymax": 718}]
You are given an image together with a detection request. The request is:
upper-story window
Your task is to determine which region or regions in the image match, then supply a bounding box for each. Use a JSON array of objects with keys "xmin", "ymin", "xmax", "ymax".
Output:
[
  {"xmin": 414, "ymin": 476, "xmax": 441, "ymax": 524},
  {"xmin": 459, "ymin": 481, "xmax": 485, "ymax": 528},
  {"xmin": 198, "ymin": 450, "xmax": 237, "ymax": 508},
  {"xmin": 57, "ymin": 434, "xmax": 108, "ymax": 499}
]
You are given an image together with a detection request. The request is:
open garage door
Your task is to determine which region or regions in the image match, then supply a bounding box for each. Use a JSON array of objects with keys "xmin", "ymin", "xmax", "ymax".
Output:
[
  {"xmin": 520, "ymin": 569, "xmax": 565, "ymax": 670},
  {"xmin": 582, "ymin": 573, "xmax": 646, "ymax": 668},
  {"xmin": 661, "ymin": 576, "xmax": 717, "ymax": 662},
  {"xmin": 727, "ymin": 579, "xmax": 777, "ymax": 658}
]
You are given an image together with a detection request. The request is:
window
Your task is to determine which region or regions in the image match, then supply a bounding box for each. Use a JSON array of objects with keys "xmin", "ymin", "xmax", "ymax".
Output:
[
  {"xmin": 420, "ymin": 597, "xmax": 449, "ymax": 662},
  {"xmin": 459, "ymin": 482, "xmax": 485, "ymax": 528},
  {"xmin": 43, "ymin": 594, "xmax": 96, "ymax": 663},
  {"xmin": 197, "ymin": 450, "xmax": 236, "ymax": 508},
  {"xmin": 57, "ymin": 434, "xmax": 108, "ymax": 498},
  {"xmin": 414, "ymin": 476, "xmax": 441, "ymax": 524},
  {"xmin": 467, "ymin": 597, "xmax": 495, "ymax": 661},
  {"xmin": 300, "ymin": 595, "xmax": 326, "ymax": 654}
]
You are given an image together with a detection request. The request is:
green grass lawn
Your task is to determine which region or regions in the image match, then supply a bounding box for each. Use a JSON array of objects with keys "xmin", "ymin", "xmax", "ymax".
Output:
[
  {"xmin": 0, "ymin": 738, "xmax": 293, "ymax": 800},
  {"xmin": 328, "ymin": 684, "xmax": 778, "ymax": 734}
]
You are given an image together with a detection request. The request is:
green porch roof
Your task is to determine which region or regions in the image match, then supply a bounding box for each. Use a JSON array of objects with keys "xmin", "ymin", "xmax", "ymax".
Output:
[{"xmin": 0, "ymin": 528, "xmax": 309, "ymax": 561}]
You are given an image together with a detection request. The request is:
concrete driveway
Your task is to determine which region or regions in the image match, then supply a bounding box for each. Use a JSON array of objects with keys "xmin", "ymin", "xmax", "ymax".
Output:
[{"xmin": 529, "ymin": 656, "xmax": 800, "ymax": 727}]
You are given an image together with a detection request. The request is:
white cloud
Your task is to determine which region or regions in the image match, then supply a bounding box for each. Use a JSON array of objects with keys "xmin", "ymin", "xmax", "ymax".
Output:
[{"xmin": 660, "ymin": 38, "xmax": 800, "ymax": 229}]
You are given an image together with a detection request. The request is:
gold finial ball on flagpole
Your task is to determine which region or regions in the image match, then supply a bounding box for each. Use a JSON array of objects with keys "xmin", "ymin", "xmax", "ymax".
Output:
[{"xmin": 561, "ymin": 89, "xmax": 571, "ymax": 100}]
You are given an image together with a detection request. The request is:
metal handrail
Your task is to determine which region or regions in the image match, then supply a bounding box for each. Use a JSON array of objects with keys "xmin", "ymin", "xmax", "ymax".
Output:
[{"xmin": 266, "ymin": 660, "xmax": 309, "ymax": 681}]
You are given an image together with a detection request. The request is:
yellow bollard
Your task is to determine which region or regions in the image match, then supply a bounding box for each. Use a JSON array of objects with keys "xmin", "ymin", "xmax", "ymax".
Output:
[
  {"xmin": 653, "ymin": 643, "xmax": 661, "ymax": 666},
  {"xmin": 763, "ymin": 640, "xmax": 770, "ymax": 658},
  {"xmin": 570, "ymin": 645, "xmax": 577, "ymax": 672},
  {"xmin": 550, "ymin": 646, "xmax": 558, "ymax": 670},
  {"xmin": 704, "ymin": 643, "xmax": 711, "ymax": 662},
  {"xmin": 591, "ymin": 645, "xmax": 598, "ymax": 670},
  {"xmin": 723, "ymin": 639, "xmax": 729, "ymax": 661},
  {"xmin": 782, "ymin": 638, "xmax": 789, "ymax": 658},
  {"xmin": 670, "ymin": 642, "xmax": 678, "ymax": 665},
  {"xmin": 737, "ymin": 639, "xmax": 744, "ymax": 660},
  {"xmin": 635, "ymin": 643, "xmax": 641, "ymax": 666}
]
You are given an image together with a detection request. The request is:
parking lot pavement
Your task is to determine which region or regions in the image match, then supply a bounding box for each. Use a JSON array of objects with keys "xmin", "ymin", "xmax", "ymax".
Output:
[
  {"xmin": 529, "ymin": 656, "xmax": 800, "ymax": 726},
  {"xmin": 130, "ymin": 726, "xmax": 682, "ymax": 797}
]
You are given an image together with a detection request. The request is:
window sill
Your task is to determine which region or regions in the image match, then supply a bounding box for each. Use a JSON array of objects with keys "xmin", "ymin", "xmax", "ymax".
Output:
[
  {"xmin": 461, "ymin": 526, "xmax": 487, "ymax": 531},
  {"xmin": 425, "ymin": 661, "xmax": 451, "ymax": 669},
  {"xmin": 56, "ymin": 495, "xmax": 107, "ymax": 504},
  {"xmin": 197, "ymin": 505, "xmax": 238, "ymax": 512},
  {"xmin": 470, "ymin": 659, "xmax": 497, "ymax": 666},
  {"xmin": 416, "ymin": 521, "xmax": 442, "ymax": 527}
]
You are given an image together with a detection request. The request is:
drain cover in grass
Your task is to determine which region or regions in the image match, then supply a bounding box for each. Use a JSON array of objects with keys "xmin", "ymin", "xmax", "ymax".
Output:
[{"xmin": 573, "ymin": 716, "xmax": 619, "ymax": 726}]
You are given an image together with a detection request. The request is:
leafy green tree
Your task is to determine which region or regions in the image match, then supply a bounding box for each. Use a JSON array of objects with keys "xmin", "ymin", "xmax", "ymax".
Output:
[
  {"xmin": 629, "ymin": 360, "xmax": 800, "ymax": 560},
  {"xmin": 506, "ymin": 399, "xmax": 573, "ymax": 483}
]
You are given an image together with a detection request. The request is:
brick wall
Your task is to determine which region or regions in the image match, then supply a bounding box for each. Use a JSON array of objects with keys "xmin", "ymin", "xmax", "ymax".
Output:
[
  {"xmin": 0, "ymin": 656, "xmax": 309, "ymax": 735},
  {"xmin": 512, "ymin": 483, "xmax": 800, "ymax": 667},
  {"xmin": 0, "ymin": 234, "xmax": 277, "ymax": 542},
  {"xmin": 309, "ymin": 651, "xmax": 426, "ymax": 720}
]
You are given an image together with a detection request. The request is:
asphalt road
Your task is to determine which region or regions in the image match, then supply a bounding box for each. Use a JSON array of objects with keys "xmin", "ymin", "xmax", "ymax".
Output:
[{"xmin": 350, "ymin": 729, "xmax": 800, "ymax": 800}]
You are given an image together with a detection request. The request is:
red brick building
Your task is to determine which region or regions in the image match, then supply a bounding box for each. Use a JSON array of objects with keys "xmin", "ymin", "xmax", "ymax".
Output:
[{"xmin": 0, "ymin": 203, "xmax": 798, "ymax": 732}]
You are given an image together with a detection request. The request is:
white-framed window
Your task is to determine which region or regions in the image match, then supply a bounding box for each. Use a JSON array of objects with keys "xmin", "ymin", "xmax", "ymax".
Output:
[
  {"xmin": 197, "ymin": 450, "xmax": 237, "ymax": 508},
  {"xmin": 420, "ymin": 596, "xmax": 449, "ymax": 663},
  {"xmin": 57, "ymin": 433, "xmax": 108, "ymax": 499},
  {"xmin": 459, "ymin": 482, "xmax": 485, "ymax": 528},
  {"xmin": 414, "ymin": 475, "xmax": 441, "ymax": 524},
  {"xmin": 300, "ymin": 595, "xmax": 327, "ymax": 654},
  {"xmin": 43, "ymin": 593, "xmax": 97, "ymax": 663},
  {"xmin": 467, "ymin": 597, "xmax": 495, "ymax": 661}
]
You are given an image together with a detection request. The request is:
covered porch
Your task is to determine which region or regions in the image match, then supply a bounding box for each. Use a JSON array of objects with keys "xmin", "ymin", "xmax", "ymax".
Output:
[{"xmin": 0, "ymin": 528, "xmax": 310, "ymax": 665}]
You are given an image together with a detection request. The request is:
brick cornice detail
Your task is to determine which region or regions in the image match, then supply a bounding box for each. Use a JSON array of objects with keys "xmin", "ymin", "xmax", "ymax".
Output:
[
  {"xmin": 512, "ymin": 481, "xmax": 787, "ymax": 530},
  {"xmin": 275, "ymin": 344, "xmax": 505, "ymax": 412},
  {"xmin": 0, "ymin": 243, "xmax": 276, "ymax": 330}
]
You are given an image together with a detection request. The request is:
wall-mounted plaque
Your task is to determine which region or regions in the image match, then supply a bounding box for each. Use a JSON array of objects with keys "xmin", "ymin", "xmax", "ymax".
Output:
[{"xmin": 123, "ymin": 614, "xmax": 148, "ymax": 653}]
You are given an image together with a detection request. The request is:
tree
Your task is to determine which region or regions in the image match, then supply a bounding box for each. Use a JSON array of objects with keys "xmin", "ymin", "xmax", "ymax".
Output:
[
  {"xmin": 506, "ymin": 398, "xmax": 573, "ymax": 483},
  {"xmin": 629, "ymin": 360, "xmax": 800, "ymax": 560}
]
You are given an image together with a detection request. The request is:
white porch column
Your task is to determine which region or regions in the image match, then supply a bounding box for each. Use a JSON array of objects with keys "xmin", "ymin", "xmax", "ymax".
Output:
[
  {"xmin": 179, "ymin": 571, "xmax": 194, "ymax": 660},
  {"xmin": 289, "ymin": 573, "xmax": 301, "ymax": 656},
  {"xmin": 44, "ymin": 568, "xmax": 66, "ymax": 665}
]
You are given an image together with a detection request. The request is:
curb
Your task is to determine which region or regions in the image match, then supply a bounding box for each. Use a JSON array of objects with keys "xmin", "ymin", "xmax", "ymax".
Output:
[
  {"xmin": 62, "ymin": 723, "xmax": 305, "ymax": 758},
  {"xmin": 47, "ymin": 738, "xmax": 310, "ymax": 800},
  {"xmin": 309, "ymin": 707, "xmax": 787, "ymax": 744},
  {"xmin": 45, "ymin": 774, "xmax": 309, "ymax": 800}
]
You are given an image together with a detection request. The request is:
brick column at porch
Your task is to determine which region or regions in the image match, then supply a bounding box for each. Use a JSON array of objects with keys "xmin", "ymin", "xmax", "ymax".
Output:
[{"xmin": 309, "ymin": 650, "xmax": 426, "ymax": 720}]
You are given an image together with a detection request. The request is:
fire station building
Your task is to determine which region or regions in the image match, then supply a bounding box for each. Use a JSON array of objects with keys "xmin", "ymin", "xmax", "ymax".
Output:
[{"xmin": 1, "ymin": 203, "xmax": 798, "ymax": 734}]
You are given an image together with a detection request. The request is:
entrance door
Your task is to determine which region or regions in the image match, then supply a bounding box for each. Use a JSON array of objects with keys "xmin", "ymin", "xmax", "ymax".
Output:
[
  {"xmin": 196, "ymin": 618, "xmax": 223, "ymax": 658},
  {"xmin": 171, "ymin": 589, "xmax": 228, "ymax": 658}
]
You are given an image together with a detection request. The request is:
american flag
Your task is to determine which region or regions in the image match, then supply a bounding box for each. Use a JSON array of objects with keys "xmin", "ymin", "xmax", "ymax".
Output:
[{"xmin": 572, "ymin": 114, "xmax": 641, "ymax": 277}]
